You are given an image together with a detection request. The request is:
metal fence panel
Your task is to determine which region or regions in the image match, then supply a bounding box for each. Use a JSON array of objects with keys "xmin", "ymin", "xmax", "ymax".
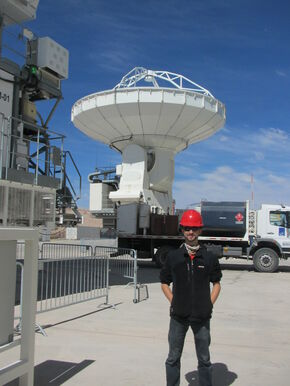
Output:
[
  {"xmin": 41, "ymin": 243, "xmax": 93, "ymax": 259},
  {"xmin": 37, "ymin": 256, "xmax": 109, "ymax": 314},
  {"xmin": 94, "ymin": 246, "xmax": 138, "ymax": 303},
  {"xmin": 15, "ymin": 243, "xmax": 139, "ymax": 332}
]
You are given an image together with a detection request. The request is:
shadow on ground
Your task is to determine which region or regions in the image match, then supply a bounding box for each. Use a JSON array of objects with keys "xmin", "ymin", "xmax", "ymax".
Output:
[
  {"xmin": 136, "ymin": 259, "xmax": 290, "ymax": 287},
  {"xmin": 34, "ymin": 359, "xmax": 95, "ymax": 385},
  {"xmin": 185, "ymin": 362, "xmax": 238, "ymax": 385},
  {"xmin": 41, "ymin": 303, "xmax": 120, "ymax": 330},
  {"xmin": 220, "ymin": 262, "xmax": 290, "ymax": 273},
  {"xmin": 220, "ymin": 263, "xmax": 255, "ymax": 272},
  {"xmin": 5, "ymin": 359, "xmax": 94, "ymax": 386}
]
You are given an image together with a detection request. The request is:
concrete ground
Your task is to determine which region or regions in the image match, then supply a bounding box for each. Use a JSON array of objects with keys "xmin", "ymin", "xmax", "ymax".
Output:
[{"xmin": 3, "ymin": 257, "xmax": 290, "ymax": 385}]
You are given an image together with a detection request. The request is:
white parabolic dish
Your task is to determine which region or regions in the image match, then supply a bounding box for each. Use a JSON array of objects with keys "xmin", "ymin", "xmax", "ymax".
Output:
[
  {"xmin": 71, "ymin": 68, "xmax": 226, "ymax": 153},
  {"xmin": 72, "ymin": 68, "xmax": 226, "ymax": 212}
]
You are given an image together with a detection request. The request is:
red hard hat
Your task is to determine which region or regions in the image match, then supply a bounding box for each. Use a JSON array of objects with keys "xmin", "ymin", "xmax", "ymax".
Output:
[{"xmin": 180, "ymin": 210, "xmax": 203, "ymax": 227}]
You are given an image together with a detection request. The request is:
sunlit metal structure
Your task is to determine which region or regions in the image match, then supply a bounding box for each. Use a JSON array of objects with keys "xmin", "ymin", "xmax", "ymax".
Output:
[{"xmin": 0, "ymin": 0, "xmax": 81, "ymax": 227}]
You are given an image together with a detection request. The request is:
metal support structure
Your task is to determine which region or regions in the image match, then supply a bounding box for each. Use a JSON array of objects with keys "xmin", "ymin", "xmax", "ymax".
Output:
[
  {"xmin": 0, "ymin": 12, "xmax": 82, "ymax": 226},
  {"xmin": 11, "ymin": 75, "xmax": 20, "ymax": 139},
  {"xmin": 34, "ymin": 128, "xmax": 40, "ymax": 185},
  {"xmin": 114, "ymin": 67, "xmax": 214, "ymax": 97},
  {"xmin": 0, "ymin": 15, "xmax": 3, "ymax": 58},
  {"xmin": 0, "ymin": 113, "xmax": 5, "ymax": 179},
  {"xmin": 63, "ymin": 150, "xmax": 82, "ymax": 200},
  {"xmin": 43, "ymin": 96, "xmax": 62, "ymax": 128},
  {"xmin": 132, "ymin": 249, "xmax": 138, "ymax": 303}
]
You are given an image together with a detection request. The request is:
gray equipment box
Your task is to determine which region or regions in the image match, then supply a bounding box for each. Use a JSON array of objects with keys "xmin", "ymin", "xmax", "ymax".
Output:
[
  {"xmin": 139, "ymin": 203, "xmax": 150, "ymax": 229},
  {"xmin": 117, "ymin": 203, "xmax": 138, "ymax": 234},
  {"xmin": 27, "ymin": 37, "xmax": 69, "ymax": 79}
]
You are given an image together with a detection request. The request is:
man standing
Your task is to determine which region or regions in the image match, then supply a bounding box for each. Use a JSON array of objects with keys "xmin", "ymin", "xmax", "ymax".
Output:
[{"xmin": 160, "ymin": 210, "xmax": 222, "ymax": 386}]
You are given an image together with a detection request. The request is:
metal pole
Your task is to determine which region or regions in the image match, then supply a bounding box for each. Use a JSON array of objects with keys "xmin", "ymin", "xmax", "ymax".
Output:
[
  {"xmin": 12, "ymin": 77, "xmax": 20, "ymax": 138},
  {"xmin": 60, "ymin": 138, "xmax": 64, "ymax": 190},
  {"xmin": 105, "ymin": 255, "xmax": 110, "ymax": 304},
  {"xmin": 133, "ymin": 250, "xmax": 138, "ymax": 303},
  {"xmin": 0, "ymin": 114, "xmax": 5, "ymax": 179},
  {"xmin": 43, "ymin": 97, "xmax": 62, "ymax": 128},
  {"xmin": 0, "ymin": 15, "xmax": 3, "ymax": 58},
  {"xmin": 44, "ymin": 133, "xmax": 50, "ymax": 175},
  {"xmin": 34, "ymin": 129, "xmax": 40, "ymax": 185},
  {"xmin": 5, "ymin": 117, "xmax": 12, "ymax": 179}
]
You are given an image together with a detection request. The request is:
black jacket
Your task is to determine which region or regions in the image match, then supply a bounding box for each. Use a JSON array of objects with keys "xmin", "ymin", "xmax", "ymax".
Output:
[{"xmin": 160, "ymin": 244, "xmax": 222, "ymax": 322}]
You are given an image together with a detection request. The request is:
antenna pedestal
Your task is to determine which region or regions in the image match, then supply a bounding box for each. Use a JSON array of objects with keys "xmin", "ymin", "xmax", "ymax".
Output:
[{"xmin": 109, "ymin": 144, "xmax": 174, "ymax": 214}]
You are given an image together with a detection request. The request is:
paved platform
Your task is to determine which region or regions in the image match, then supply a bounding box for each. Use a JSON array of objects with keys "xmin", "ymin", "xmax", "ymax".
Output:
[{"xmin": 3, "ymin": 258, "xmax": 290, "ymax": 385}]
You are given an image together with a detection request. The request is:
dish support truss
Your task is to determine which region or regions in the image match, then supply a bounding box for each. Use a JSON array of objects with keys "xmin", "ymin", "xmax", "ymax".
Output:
[{"xmin": 114, "ymin": 67, "xmax": 214, "ymax": 97}]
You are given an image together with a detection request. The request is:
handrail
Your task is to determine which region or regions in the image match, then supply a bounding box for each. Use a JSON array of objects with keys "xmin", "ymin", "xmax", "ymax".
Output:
[
  {"xmin": 63, "ymin": 172, "xmax": 77, "ymax": 198},
  {"xmin": 63, "ymin": 150, "xmax": 82, "ymax": 201},
  {"xmin": 0, "ymin": 114, "xmax": 81, "ymax": 218}
]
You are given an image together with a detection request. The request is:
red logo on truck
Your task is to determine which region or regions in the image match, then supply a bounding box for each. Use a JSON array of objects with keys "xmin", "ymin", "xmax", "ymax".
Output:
[{"xmin": 235, "ymin": 213, "xmax": 244, "ymax": 222}]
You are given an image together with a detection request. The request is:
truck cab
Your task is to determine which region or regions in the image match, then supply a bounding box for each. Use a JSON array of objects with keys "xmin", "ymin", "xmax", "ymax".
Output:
[
  {"xmin": 256, "ymin": 204, "xmax": 290, "ymax": 244},
  {"xmin": 250, "ymin": 204, "xmax": 290, "ymax": 272}
]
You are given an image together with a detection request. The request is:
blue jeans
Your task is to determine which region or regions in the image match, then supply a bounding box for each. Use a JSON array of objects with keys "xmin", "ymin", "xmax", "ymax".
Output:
[{"xmin": 166, "ymin": 317, "xmax": 212, "ymax": 386}]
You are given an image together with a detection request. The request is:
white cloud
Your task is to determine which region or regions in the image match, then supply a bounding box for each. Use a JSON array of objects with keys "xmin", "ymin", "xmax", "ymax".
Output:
[
  {"xmin": 276, "ymin": 70, "xmax": 287, "ymax": 77},
  {"xmin": 175, "ymin": 164, "xmax": 199, "ymax": 176},
  {"xmin": 198, "ymin": 126, "xmax": 289, "ymax": 166},
  {"xmin": 258, "ymin": 127, "xmax": 288, "ymax": 146},
  {"xmin": 173, "ymin": 125, "xmax": 290, "ymax": 210},
  {"xmin": 219, "ymin": 135, "xmax": 228, "ymax": 142},
  {"xmin": 253, "ymin": 151, "xmax": 264, "ymax": 161},
  {"xmin": 173, "ymin": 166, "xmax": 290, "ymax": 209}
]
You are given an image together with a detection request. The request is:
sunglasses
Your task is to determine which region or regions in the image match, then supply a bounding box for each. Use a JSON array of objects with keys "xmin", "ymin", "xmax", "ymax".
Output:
[{"xmin": 182, "ymin": 227, "xmax": 202, "ymax": 232}]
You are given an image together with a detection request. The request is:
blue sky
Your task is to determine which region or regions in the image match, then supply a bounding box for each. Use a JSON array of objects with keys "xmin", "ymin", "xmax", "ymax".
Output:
[{"xmin": 3, "ymin": 0, "xmax": 290, "ymax": 209}]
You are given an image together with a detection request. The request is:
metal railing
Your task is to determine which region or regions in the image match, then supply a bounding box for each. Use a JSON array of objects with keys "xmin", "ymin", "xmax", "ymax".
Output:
[
  {"xmin": 15, "ymin": 243, "xmax": 139, "ymax": 331},
  {"xmin": 94, "ymin": 245, "xmax": 138, "ymax": 303},
  {"xmin": 41, "ymin": 243, "xmax": 93, "ymax": 260},
  {"xmin": 0, "ymin": 115, "xmax": 65, "ymax": 185},
  {"xmin": 0, "ymin": 116, "xmax": 81, "ymax": 208},
  {"xmin": 37, "ymin": 255, "xmax": 109, "ymax": 314},
  {"xmin": 62, "ymin": 150, "xmax": 82, "ymax": 202}
]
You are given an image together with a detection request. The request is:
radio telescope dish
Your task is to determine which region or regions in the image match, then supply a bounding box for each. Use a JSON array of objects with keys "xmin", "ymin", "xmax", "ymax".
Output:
[
  {"xmin": 72, "ymin": 68, "xmax": 226, "ymax": 212},
  {"xmin": 72, "ymin": 67, "xmax": 225, "ymax": 153}
]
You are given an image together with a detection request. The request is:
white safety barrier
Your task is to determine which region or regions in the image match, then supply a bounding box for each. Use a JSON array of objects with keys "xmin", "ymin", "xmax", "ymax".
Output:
[
  {"xmin": 41, "ymin": 242, "xmax": 93, "ymax": 259},
  {"xmin": 0, "ymin": 228, "xmax": 38, "ymax": 386},
  {"xmin": 14, "ymin": 244, "xmax": 141, "ymax": 333},
  {"xmin": 94, "ymin": 245, "xmax": 138, "ymax": 303},
  {"xmin": 37, "ymin": 255, "xmax": 110, "ymax": 313}
]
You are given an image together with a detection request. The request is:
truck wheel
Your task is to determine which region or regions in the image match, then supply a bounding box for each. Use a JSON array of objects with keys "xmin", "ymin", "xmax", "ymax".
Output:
[
  {"xmin": 253, "ymin": 248, "xmax": 279, "ymax": 273},
  {"xmin": 155, "ymin": 246, "xmax": 172, "ymax": 268}
]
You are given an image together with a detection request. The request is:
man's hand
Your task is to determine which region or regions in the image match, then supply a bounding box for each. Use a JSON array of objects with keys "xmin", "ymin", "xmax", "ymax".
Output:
[
  {"xmin": 161, "ymin": 283, "xmax": 173, "ymax": 304},
  {"xmin": 211, "ymin": 282, "xmax": 221, "ymax": 305}
]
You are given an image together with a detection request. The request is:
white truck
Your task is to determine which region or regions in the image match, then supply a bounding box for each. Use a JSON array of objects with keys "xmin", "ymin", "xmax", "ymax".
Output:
[{"xmin": 117, "ymin": 200, "xmax": 290, "ymax": 273}]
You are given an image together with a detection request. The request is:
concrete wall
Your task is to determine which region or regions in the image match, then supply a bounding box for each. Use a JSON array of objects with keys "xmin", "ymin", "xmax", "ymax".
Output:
[{"xmin": 77, "ymin": 226, "xmax": 101, "ymax": 240}]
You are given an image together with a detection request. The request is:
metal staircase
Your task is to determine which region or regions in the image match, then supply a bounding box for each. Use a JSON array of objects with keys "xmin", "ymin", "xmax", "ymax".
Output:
[
  {"xmin": 0, "ymin": 13, "xmax": 82, "ymax": 228},
  {"xmin": 55, "ymin": 150, "xmax": 82, "ymax": 225}
]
